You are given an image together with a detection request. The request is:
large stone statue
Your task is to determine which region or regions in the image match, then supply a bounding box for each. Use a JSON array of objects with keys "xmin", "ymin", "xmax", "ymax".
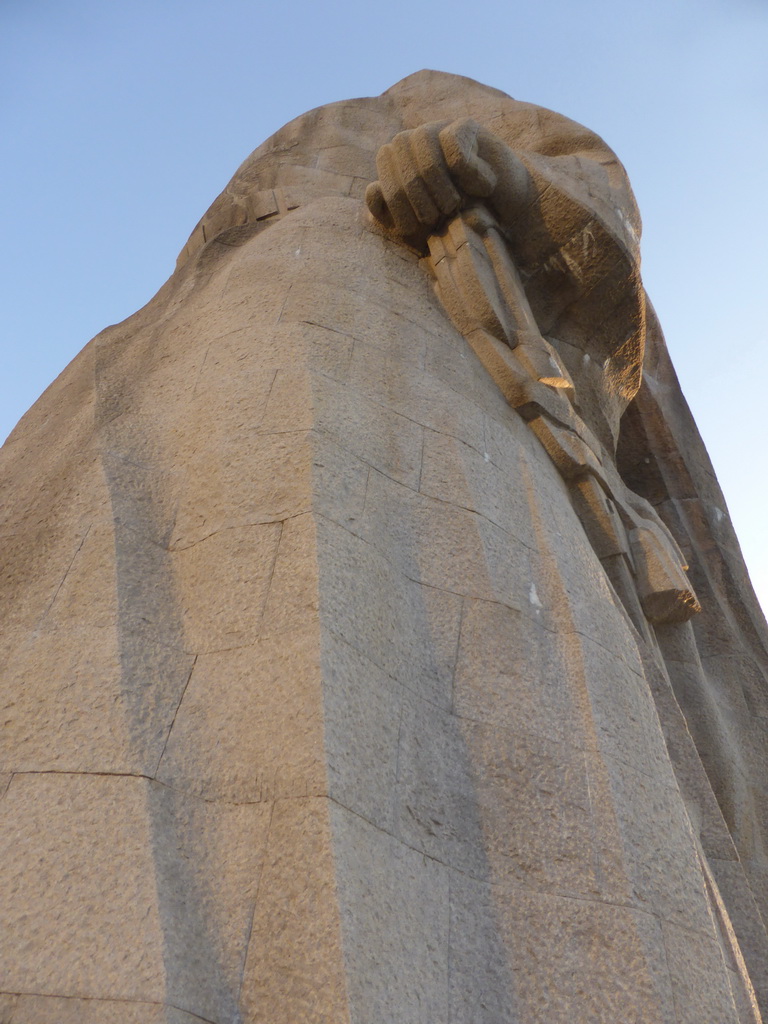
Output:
[{"xmin": 2, "ymin": 71, "xmax": 767, "ymax": 1024}]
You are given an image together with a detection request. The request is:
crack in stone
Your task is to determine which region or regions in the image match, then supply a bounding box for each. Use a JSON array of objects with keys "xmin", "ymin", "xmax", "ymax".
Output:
[
  {"xmin": 235, "ymin": 800, "xmax": 275, "ymax": 1011},
  {"xmin": 36, "ymin": 524, "xmax": 91, "ymax": 627},
  {"xmin": 168, "ymin": 513, "xmax": 303, "ymax": 553},
  {"xmin": 154, "ymin": 654, "xmax": 199, "ymax": 777}
]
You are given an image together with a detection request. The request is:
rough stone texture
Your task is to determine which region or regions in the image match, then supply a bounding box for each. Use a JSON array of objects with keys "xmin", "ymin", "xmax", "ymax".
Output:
[{"xmin": 2, "ymin": 70, "xmax": 768, "ymax": 1023}]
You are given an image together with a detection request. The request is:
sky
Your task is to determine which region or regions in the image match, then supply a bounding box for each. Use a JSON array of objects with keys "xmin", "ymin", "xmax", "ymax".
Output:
[{"xmin": 2, "ymin": 0, "xmax": 767, "ymax": 613}]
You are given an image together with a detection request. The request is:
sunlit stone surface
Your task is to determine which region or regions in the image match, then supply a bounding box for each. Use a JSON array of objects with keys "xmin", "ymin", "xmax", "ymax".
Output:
[{"xmin": 2, "ymin": 71, "xmax": 767, "ymax": 1024}]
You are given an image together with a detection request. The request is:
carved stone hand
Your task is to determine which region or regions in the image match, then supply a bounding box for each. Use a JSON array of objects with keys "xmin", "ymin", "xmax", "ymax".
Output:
[{"xmin": 365, "ymin": 118, "xmax": 531, "ymax": 249}]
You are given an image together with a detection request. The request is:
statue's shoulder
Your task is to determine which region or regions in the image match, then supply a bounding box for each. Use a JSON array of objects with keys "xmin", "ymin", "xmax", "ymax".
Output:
[{"xmin": 177, "ymin": 71, "xmax": 635, "ymax": 269}]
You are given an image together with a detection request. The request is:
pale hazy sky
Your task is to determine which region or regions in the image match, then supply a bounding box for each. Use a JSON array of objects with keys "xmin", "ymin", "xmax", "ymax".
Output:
[{"xmin": 2, "ymin": 0, "xmax": 767, "ymax": 611}]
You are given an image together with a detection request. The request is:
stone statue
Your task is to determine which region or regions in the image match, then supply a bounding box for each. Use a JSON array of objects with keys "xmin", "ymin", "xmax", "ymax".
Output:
[{"xmin": 2, "ymin": 70, "xmax": 768, "ymax": 1024}]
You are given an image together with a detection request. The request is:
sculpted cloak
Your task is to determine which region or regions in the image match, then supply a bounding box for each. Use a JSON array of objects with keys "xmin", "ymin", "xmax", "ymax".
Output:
[{"xmin": 2, "ymin": 70, "xmax": 768, "ymax": 1024}]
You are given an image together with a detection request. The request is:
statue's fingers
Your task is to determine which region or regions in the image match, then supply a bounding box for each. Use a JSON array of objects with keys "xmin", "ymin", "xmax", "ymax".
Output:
[
  {"xmin": 408, "ymin": 123, "xmax": 461, "ymax": 218},
  {"xmin": 440, "ymin": 118, "xmax": 497, "ymax": 197},
  {"xmin": 389, "ymin": 131, "xmax": 441, "ymax": 227},
  {"xmin": 375, "ymin": 142, "xmax": 421, "ymax": 237}
]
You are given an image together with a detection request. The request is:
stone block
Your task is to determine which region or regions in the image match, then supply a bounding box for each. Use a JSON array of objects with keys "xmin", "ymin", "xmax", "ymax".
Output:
[
  {"xmin": 456, "ymin": 880, "xmax": 679, "ymax": 1024},
  {"xmin": 710, "ymin": 857, "xmax": 768, "ymax": 1007},
  {"xmin": 303, "ymin": 322, "xmax": 357, "ymax": 381},
  {"xmin": 259, "ymin": 512, "xmax": 319, "ymax": 638},
  {"xmin": 144, "ymin": 783, "xmax": 272, "ymax": 1023},
  {"xmin": 0, "ymin": 996, "xmax": 201, "ymax": 1024},
  {"xmin": 661, "ymin": 919, "xmax": 742, "ymax": 1023},
  {"xmin": 576, "ymin": 632, "xmax": 671, "ymax": 777},
  {"xmin": 0, "ymin": 773, "xmax": 166, "ymax": 1002},
  {"xmin": 354, "ymin": 466, "xmax": 532, "ymax": 607},
  {"xmin": 0, "ymin": 523, "xmax": 95, "ymax": 659},
  {"xmin": 447, "ymin": 873, "xmax": 520, "ymax": 1024},
  {"xmin": 313, "ymin": 373, "xmax": 423, "ymax": 490},
  {"xmin": 321, "ymin": 630, "xmax": 403, "ymax": 831},
  {"xmin": 420, "ymin": 424, "xmax": 536, "ymax": 547},
  {"xmin": 286, "ymin": 245, "xmax": 392, "ymax": 309},
  {"xmin": 173, "ymin": 522, "xmax": 282, "ymax": 652},
  {"xmin": 528, "ymin": 536, "xmax": 640, "ymax": 662},
  {"xmin": 1, "ymin": 622, "xmax": 193, "ymax": 775},
  {"xmin": 156, "ymin": 628, "xmax": 325, "ymax": 803},
  {"xmin": 316, "ymin": 143, "xmax": 377, "ymax": 179},
  {"xmin": 108, "ymin": 523, "xmax": 184, "ymax": 652},
  {"xmin": 1, "ymin": 776, "xmax": 270, "ymax": 1020},
  {"xmin": 346, "ymin": 340, "xmax": 487, "ymax": 453},
  {"xmin": 347, "ymin": 307, "xmax": 429, "ymax": 377},
  {"xmin": 261, "ymin": 162, "xmax": 354, "ymax": 195},
  {"xmin": 152, "ymin": 359, "xmax": 279, "ymax": 463},
  {"xmin": 245, "ymin": 188, "xmax": 278, "ymax": 221},
  {"xmin": 258, "ymin": 367, "xmax": 316, "ymax": 434},
  {"xmin": 191, "ymin": 320, "xmax": 306, "ymax": 381},
  {"xmin": 169, "ymin": 430, "xmax": 314, "ymax": 548},
  {"xmin": 239, "ymin": 798, "xmax": 349, "ymax": 1024},
  {"xmin": 219, "ymin": 256, "xmax": 295, "ymax": 327},
  {"xmin": 453, "ymin": 597, "xmax": 576, "ymax": 746},
  {"xmin": 348, "ymin": 174, "xmax": 371, "ymax": 199},
  {"xmin": 280, "ymin": 269, "xmax": 434, "ymax": 356},
  {"xmin": 99, "ymin": 456, "xmax": 181, "ymax": 551},
  {"xmin": 703, "ymin": 651, "xmax": 768, "ymax": 720},
  {"xmin": 329, "ymin": 803, "xmax": 450, "ymax": 1024},
  {"xmin": 316, "ymin": 515, "xmax": 460, "ymax": 703},
  {"xmin": 422, "ymin": 318, "xmax": 516, "ymax": 423},
  {"xmin": 603, "ymin": 754, "xmax": 715, "ymax": 931},
  {"xmin": 396, "ymin": 695, "xmax": 602, "ymax": 895},
  {"xmin": 311, "ymin": 431, "xmax": 370, "ymax": 529}
]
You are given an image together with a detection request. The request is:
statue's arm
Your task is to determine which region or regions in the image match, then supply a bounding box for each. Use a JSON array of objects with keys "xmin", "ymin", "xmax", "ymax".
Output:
[{"xmin": 366, "ymin": 120, "xmax": 697, "ymax": 628}]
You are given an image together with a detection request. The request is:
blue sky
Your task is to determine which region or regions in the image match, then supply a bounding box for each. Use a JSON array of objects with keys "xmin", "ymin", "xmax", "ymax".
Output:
[{"xmin": 2, "ymin": 0, "xmax": 767, "ymax": 612}]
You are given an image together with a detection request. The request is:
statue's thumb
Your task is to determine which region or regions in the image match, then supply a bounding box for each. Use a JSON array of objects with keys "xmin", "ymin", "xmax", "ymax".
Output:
[{"xmin": 365, "ymin": 180, "xmax": 394, "ymax": 228}]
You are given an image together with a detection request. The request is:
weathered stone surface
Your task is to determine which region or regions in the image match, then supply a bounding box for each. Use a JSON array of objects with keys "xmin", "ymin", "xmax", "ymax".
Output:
[
  {"xmin": 0, "ymin": 774, "xmax": 167, "ymax": 1002},
  {"xmin": 155, "ymin": 628, "xmax": 325, "ymax": 802},
  {"xmin": 239, "ymin": 798, "xmax": 349, "ymax": 1024},
  {"xmin": 329, "ymin": 803, "xmax": 451, "ymax": 1024},
  {"xmin": 0, "ymin": 997, "xmax": 206, "ymax": 1024},
  {"xmin": 2, "ymin": 70, "xmax": 768, "ymax": 1023}
]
